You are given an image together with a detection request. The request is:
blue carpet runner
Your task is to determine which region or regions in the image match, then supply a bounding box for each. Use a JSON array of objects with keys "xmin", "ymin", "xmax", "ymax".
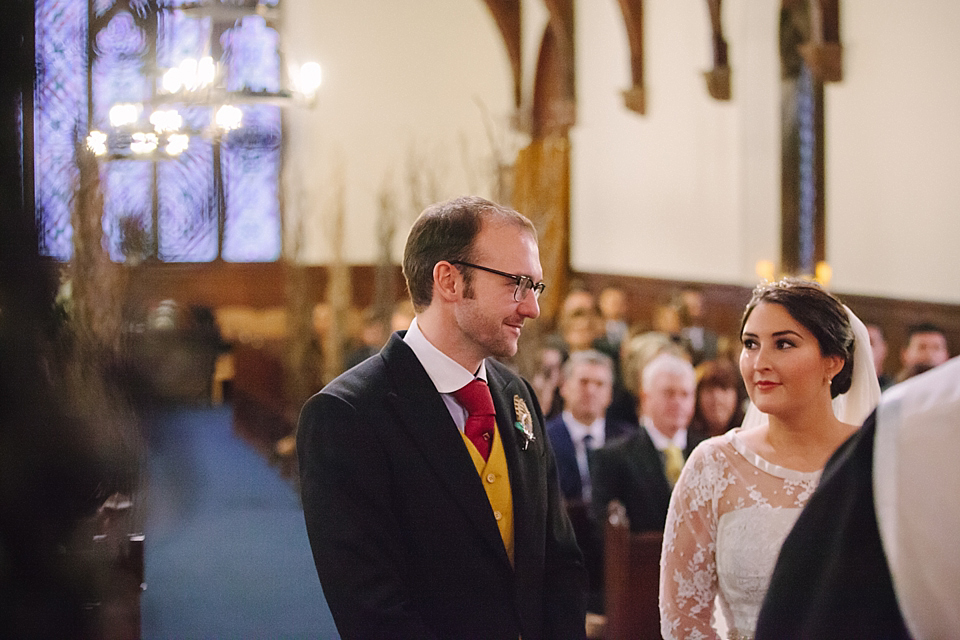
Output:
[{"xmin": 142, "ymin": 405, "xmax": 339, "ymax": 639}]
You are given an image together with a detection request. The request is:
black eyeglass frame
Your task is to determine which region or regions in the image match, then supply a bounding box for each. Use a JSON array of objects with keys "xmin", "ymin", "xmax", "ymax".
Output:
[{"xmin": 450, "ymin": 261, "xmax": 546, "ymax": 302}]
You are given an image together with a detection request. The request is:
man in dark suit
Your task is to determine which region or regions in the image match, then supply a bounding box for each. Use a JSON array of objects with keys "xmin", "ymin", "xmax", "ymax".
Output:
[
  {"xmin": 546, "ymin": 349, "xmax": 635, "ymax": 506},
  {"xmin": 755, "ymin": 356, "xmax": 960, "ymax": 639},
  {"xmin": 591, "ymin": 352, "xmax": 700, "ymax": 532},
  {"xmin": 545, "ymin": 348, "xmax": 635, "ymax": 612},
  {"xmin": 297, "ymin": 196, "xmax": 587, "ymax": 640}
]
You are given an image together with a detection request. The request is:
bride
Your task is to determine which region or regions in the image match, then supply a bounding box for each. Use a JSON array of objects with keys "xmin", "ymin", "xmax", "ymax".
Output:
[{"xmin": 659, "ymin": 279, "xmax": 881, "ymax": 639}]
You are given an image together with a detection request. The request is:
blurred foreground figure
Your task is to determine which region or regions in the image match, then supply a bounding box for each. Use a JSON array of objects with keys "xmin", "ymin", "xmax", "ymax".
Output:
[{"xmin": 756, "ymin": 356, "xmax": 960, "ymax": 639}]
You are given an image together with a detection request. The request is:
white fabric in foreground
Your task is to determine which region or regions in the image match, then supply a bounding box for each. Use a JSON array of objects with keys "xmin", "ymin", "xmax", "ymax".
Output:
[
  {"xmin": 874, "ymin": 356, "xmax": 960, "ymax": 640},
  {"xmin": 740, "ymin": 304, "xmax": 881, "ymax": 432}
]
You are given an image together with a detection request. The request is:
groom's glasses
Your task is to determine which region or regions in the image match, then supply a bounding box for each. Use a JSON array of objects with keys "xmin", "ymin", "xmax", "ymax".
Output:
[{"xmin": 451, "ymin": 261, "xmax": 546, "ymax": 302}]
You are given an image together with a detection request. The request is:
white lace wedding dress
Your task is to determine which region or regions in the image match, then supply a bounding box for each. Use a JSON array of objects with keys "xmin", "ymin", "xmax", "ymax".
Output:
[{"xmin": 659, "ymin": 429, "xmax": 821, "ymax": 640}]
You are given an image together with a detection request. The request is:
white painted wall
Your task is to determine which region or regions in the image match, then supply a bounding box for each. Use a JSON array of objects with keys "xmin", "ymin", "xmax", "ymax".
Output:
[
  {"xmin": 826, "ymin": 0, "xmax": 960, "ymax": 303},
  {"xmin": 571, "ymin": 0, "xmax": 960, "ymax": 303},
  {"xmin": 283, "ymin": 0, "xmax": 960, "ymax": 303},
  {"xmin": 283, "ymin": 0, "xmax": 518, "ymax": 264}
]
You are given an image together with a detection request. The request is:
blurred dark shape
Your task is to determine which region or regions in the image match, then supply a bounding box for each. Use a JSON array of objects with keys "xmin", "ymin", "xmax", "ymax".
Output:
[{"xmin": 1, "ymin": 4, "xmax": 141, "ymax": 636}]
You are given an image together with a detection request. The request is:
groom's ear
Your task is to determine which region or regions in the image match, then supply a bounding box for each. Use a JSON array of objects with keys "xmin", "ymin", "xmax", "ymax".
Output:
[{"xmin": 433, "ymin": 261, "xmax": 462, "ymax": 303}]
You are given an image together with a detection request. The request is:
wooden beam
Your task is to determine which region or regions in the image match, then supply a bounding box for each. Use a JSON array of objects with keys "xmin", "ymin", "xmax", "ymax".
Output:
[
  {"xmin": 479, "ymin": 0, "xmax": 523, "ymax": 108},
  {"xmin": 799, "ymin": 0, "xmax": 843, "ymax": 82},
  {"xmin": 704, "ymin": 0, "xmax": 731, "ymax": 100},
  {"xmin": 780, "ymin": 1, "xmax": 825, "ymax": 277},
  {"xmin": 615, "ymin": 0, "xmax": 646, "ymax": 114}
]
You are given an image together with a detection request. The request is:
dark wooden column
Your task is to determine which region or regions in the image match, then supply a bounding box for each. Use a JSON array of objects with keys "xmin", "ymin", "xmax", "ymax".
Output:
[{"xmin": 779, "ymin": 0, "xmax": 839, "ymax": 277}]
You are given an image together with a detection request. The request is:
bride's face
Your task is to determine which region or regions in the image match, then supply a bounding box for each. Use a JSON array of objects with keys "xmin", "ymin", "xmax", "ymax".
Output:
[{"xmin": 739, "ymin": 302, "xmax": 843, "ymax": 419}]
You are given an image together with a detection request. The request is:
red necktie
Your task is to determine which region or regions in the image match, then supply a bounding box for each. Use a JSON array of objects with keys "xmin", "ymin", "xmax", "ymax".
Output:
[{"xmin": 453, "ymin": 379, "xmax": 496, "ymax": 461}]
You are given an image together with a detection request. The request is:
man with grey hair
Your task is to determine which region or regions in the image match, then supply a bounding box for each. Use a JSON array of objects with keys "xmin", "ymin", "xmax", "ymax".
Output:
[
  {"xmin": 545, "ymin": 349, "xmax": 637, "ymax": 613},
  {"xmin": 591, "ymin": 352, "xmax": 701, "ymax": 532}
]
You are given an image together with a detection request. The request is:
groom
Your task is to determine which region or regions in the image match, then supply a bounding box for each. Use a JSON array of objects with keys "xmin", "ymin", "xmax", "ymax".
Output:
[{"xmin": 297, "ymin": 196, "xmax": 587, "ymax": 639}]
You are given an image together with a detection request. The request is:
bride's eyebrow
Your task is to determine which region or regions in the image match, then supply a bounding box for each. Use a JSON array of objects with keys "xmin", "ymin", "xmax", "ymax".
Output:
[
  {"xmin": 740, "ymin": 330, "xmax": 803, "ymax": 339},
  {"xmin": 772, "ymin": 330, "xmax": 803, "ymax": 338}
]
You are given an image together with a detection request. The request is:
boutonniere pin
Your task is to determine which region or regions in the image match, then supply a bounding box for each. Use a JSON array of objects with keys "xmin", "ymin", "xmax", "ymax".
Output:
[{"xmin": 513, "ymin": 395, "xmax": 536, "ymax": 450}]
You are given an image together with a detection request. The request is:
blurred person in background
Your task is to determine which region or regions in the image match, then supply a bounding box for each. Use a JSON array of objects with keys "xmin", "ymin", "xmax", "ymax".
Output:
[
  {"xmin": 606, "ymin": 331, "xmax": 689, "ymax": 426},
  {"xmin": 897, "ymin": 322, "xmax": 949, "ymax": 383},
  {"xmin": 866, "ymin": 323, "xmax": 894, "ymax": 390},
  {"xmin": 678, "ymin": 286, "xmax": 719, "ymax": 366},
  {"xmin": 688, "ymin": 358, "xmax": 745, "ymax": 440},
  {"xmin": 591, "ymin": 352, "xmax": 699, "ymax": 533},
  {"xmin": 530, "ymin": 337, "xmax": 568, "ymax": 421}
]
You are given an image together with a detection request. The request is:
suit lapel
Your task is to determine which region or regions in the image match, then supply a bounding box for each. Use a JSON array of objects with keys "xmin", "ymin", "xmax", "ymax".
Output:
[
  {"xmin": 381, "ymin": 336, "xmax": 510, "ymax": 565},
  {"xmin": 553, "ymin": 419, "xmax": 582, "ymax": 499},
  {"xmin": 634, "ymin": 427, "xmax": 672, "ymax": 497}
]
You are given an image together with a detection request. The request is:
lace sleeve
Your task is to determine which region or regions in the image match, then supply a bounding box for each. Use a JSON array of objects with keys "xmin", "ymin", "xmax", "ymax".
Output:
[{"xmin": 659, "ymin": 443, "xmax": 730, "ymax": 640}]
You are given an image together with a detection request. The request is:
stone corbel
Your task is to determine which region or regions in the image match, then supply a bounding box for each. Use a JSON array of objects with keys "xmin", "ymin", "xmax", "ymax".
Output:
[
  {"xmin": 798, "ymin": 0, "xmax": 842, "ymax": 82},
  {"xmin": 704, "ymin": 0, "xmax": 731, "ymax": 101},
  {"xmin": 616, "ymin": 0, "xmax": 646, "ymax": 114}
]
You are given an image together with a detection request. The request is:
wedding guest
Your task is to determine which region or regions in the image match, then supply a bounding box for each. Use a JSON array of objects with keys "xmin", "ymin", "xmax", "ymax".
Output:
[
  {"xmin": 678, "ymin": 286, "xmax": 719, "ymax": 366},
  {"xmin": 866, "ymin": 323, "xmax": 894, "ymax": 390},
  {"xmin": 896, "ymin": 321, "xmax": 949, "ymax": 383},
  {"xmin": 598, "ymin": 286, "xmax": 629, "ymax": 349},
  {"xmin": 659, "ymin": 279, "xmax": 880, "ymax": 640},
  {"xmin": 546, "ymin": 349, "xmax": 634, "ymax": 506},
  {"xmin": 605, "ymin": 331, "xmax": 688, "ymax": 426},
  {"xmin": 530, "ymin": 337, "xmax": 568, "ymax": 421},
  {"xmin": 756, "ymin": 356, "xmax": 960, "ymax": 639},
  {"xmin": 591, "ymin": 352, "xmax": 700, "ymax": 534},
  {"xmin": 688, "ymin": 358, "xmax": 744, "ymax": 440},
  {"xmin": 545, "ymin": 349, "xmax": 634, "ymax": 613},
  {"xmin": 298, "ymin": 196, "xmax": 586, "ymax": 639}
]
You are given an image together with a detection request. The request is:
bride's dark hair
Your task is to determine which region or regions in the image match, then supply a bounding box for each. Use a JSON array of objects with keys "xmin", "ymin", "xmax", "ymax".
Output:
[{"xmin": 740, "ymin": 278, "xmax": 855, "ymax": 398}]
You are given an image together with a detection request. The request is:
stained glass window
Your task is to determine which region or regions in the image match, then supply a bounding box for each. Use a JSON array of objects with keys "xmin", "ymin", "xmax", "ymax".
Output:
[{"xmin": 34, "ymin": 0, "xmax": 284, "ymax": 263}]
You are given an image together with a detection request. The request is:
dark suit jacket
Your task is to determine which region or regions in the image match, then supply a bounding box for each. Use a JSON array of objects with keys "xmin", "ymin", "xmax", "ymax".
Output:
[
  {"xmin": 545, "ymin": 414, "xmax": 636, "ymax": 503},
  {"xmin": 297, "ymin": 333, "xmax": 587, "ymax": 640},
  {"xmin": 590, "ymin": 427, "xmax": 703, "ymax": 533},
  {"xmin": 754, "ymin": 412, "xmax": 911, "ymax": 639}
]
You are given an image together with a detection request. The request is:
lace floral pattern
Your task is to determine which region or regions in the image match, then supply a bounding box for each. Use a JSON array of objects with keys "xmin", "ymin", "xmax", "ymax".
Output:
[{"xmin": 660, "ymin": 430, "xmax": 820, "ymax": 639}]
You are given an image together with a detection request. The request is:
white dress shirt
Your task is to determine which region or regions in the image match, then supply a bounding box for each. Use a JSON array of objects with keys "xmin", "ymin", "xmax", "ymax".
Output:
[
  {"xmin": 642, "ymin": 418, "xmax": 688, "ymax": 453},
  {"xmin": 403, "ymin": 317, "xmax": 487, "ymax": 433},
  {"xmin": 562, "ymin": 410, "xmax": 605, "ymax": 502}
]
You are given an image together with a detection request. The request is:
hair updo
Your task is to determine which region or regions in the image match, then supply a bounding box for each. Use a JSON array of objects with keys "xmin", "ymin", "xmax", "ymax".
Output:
[{"xmin": 740, "ymin": 278, "xmax": 855, "ymax": 398}]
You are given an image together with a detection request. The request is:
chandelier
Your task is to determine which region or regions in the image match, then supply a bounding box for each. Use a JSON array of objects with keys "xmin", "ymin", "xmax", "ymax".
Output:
[{"xmin": 86, "ymin": 0, "xmax": 321, "ymax": 160}]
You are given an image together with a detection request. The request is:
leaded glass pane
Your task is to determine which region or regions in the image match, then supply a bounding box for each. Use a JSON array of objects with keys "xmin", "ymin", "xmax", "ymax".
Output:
[
  {"xmin": 35, "ymin": 0, "xmax": 285, "ymax": 264},
  {"xmin": 35, "ymin": 0, "xmax": 87, "ymax": 259},
  {"xmin": 221, "ymin": 16, "xmax": 281, "ymax": 94},
  {"xmin": 103, "ymin": 160, "xmax": 153, "ymax": 261},
  {"xmin": 222, "ymin": 105, "xmax": 281, "ymax": 262},
  {"xmin": 158, "ymin": 139, "xmax": 218, "ymax": 262},
  {"xmin": 156, "ymin": 8, "xmax": 211, "ymax": 74},
  {"xmin": 93, "ymin": 12, "xmax": 150, "ymax": 130}
]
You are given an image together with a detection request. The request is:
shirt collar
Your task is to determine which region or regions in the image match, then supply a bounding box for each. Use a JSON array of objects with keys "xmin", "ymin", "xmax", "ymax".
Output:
[
  {"xmin": 562, "ymin": 410, "xmax": 605, "ymax": 446},
  {"xmin": 403, "ymin": 316, "xmax": 487, "ymax": 393},
  {"xmin": 642, "ymin": 419, "xmax": 687, "ymax": 451}
]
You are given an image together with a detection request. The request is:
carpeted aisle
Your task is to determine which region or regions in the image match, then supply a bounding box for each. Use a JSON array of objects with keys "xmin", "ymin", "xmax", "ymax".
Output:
[{"xmin": 142, "ymin": 405, "xmax": 339, "ymax": 639}]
